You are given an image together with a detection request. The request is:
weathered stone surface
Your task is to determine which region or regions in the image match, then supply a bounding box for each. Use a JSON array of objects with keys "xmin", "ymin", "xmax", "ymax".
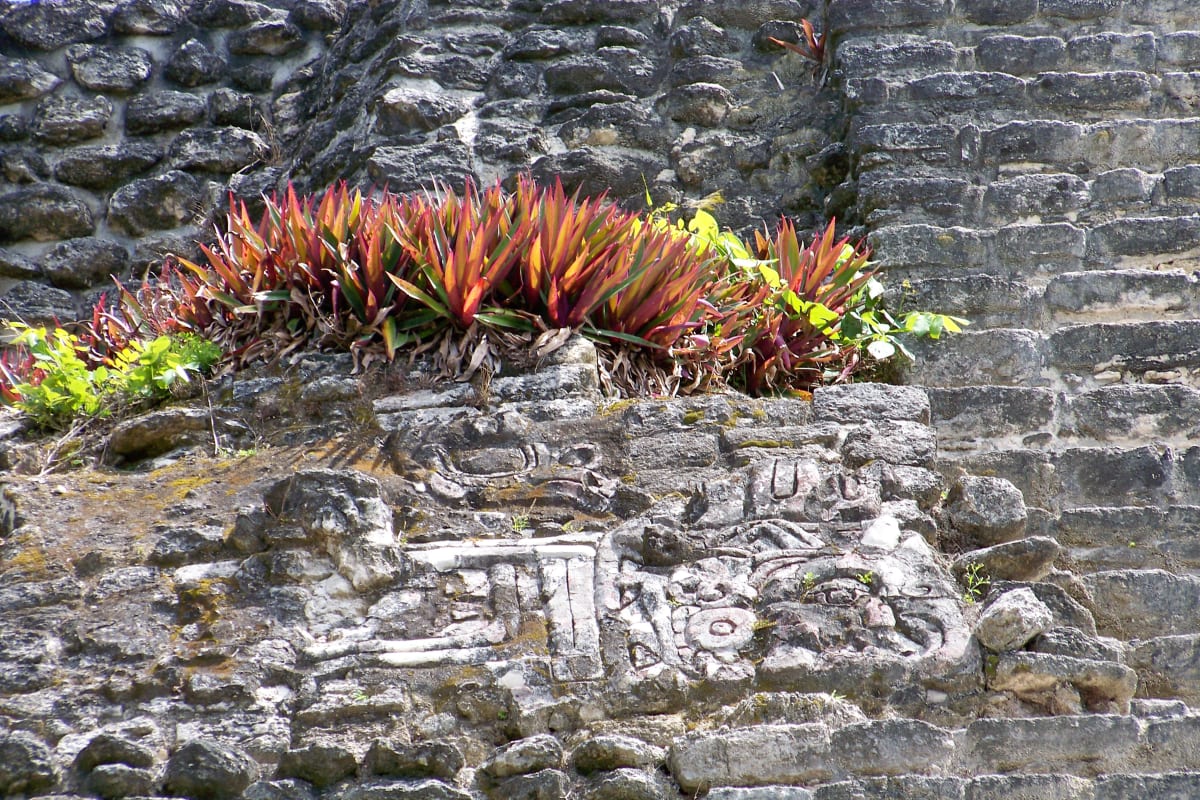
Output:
[
  {"xmin": 164, "ymin": 739, "xmax": 260, "ymax": 800},
  {"xmin": 1095, "ymin": 774, "xmax": 1200, "ymax": 800},
  {"xmin": 0, "ymin": 184, "xmax": 94, "ymax": 244},
  {"xmin": 107, "ymin": 407, "xmax": 220, "ymax": 462},
  {"xmin": 367, "ymin": 140, "xmax": 478, "ymax": 195},
  {"xmin": 0, "ymin": 58, "xmax": 62, "ymax": 104},
  {"xmin": 0, "ymin": 280, "xmax": 78, "ymax": 323},
  {"xmin": 962, "ymin": 715, "xmax": 1139, "ymax": 775},
  {"xmin": 43, "ymin": 237, "xmax": 130, "ymax": 290},
  {"xmin": 482, "ymin": 735, "xmax": 563, "ymax": 779},
  {"xmin": 584, "ymin": 768, "xmax": 668, "ymax": 800},
  {"xmin": 975, "ymin": 588, "xmax": 1053, "ymax": 652},
  {"xmin": 55, "ymin": 142, "xmax": 163, "ymax": 190},
  {"xmin": 814, "ymin": 384, "xmax": 930, "ymax": 425},
  {"xmin": 86, "ymin": 763, "xmax": 158, "ymax": 799},
  {"xmin": 989, "ymin": 652, "xmax": 1137, "ymax": 713},
  {"xmin": 363, "ymin": 740, "xmax": 464, "ymax": 781},
  {"xmin": 228, "ymin": 20, "xmax": 305, "ymax": 56},
  {"xmin": 0, "ymin": 732, "xmax": 57, "ymax": 797},
  {"xmin": 1, "ymin": 1, "xmax": 107, "ymax": 49},
  {"xmin": 277, "ymin": 743, "xmax": 357, "ymax": 788},
  {"xmin": 126, "ymin": 91, "xmax": 209, "ymax": 134},
  {"xmin": 944, "ymin": 476, "xmax": 1027, "ymax": 547},
  {"xmin": 170, "ymin": 128, "xmax": 270, "ymax": 173},
  {"xmin": 106, "ymin": 170, "xmax": 204, "ymax": 236},
  {"xmin": 0, "ymin": 248, "xmax": 41, "ymax": 280},
  {"xmin": 166, "ymin": 39, "xmax": 227, "ymax": 87},
  {"xmin": 954, "ymin": 537, "xmax": 1060, "ymax": 583},
  {"xmin": 113, "ymin": 0, "xmax": 187, "ymax": 33},
  {"xmin": 572, "ymin": 735, "xmax": 665, "ymax": 774},
  {"xmin": 830, "ymin": 720, "xmax": 954, "ymax": 777},
  {"xmin": 669, "ymin": 725, "xmax": 833, "ymax": 792},
  {"xmin": 66, "ymin": 45, "xmax": 154, "ymax": 93},
  {"xmin": 32, "ymin": 95, "xmax": 113, "ymax": 145},
  {"xmin": 376, "ymin": 87, "xmax": 473, "ymax": 134},
  {"xmin": 1082, "ymin": 570, "xmax": 1200, "ymax": 638}
]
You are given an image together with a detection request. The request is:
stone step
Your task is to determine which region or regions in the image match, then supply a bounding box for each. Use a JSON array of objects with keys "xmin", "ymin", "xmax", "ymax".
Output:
[
  {"xmin": 950, "ymin": 444, "xmax": 1197, "ymax": 513},
  {"xmin": 898, "ymin": 269, "xmax": 1200, "ymax": 334},
  {"xmin": 1055, "ymin": 506, "xmax": 1200, "ymax": 574},
  {"xmin": 669, "ymin": 714, "xmax": 1200, "ymax": 792},
  {"xmin": 854, "ymin": 117, "xmax": 1200, "ymax": 174},
  {"xmin": 930, "ymin": 384, "xmax": 1200, "ymax": 453}
]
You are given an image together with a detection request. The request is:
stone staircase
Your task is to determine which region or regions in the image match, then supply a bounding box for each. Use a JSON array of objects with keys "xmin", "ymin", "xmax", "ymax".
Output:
[{"xmin": 831, "ymin": 0, "xmax": 1200, "ymax": 793}]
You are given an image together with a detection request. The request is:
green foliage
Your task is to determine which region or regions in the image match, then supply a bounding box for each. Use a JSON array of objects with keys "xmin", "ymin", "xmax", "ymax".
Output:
[
  {"xmin": 962, "ymin": 561, "xmax": 991, "ymax": 605},
  {"xmin": 0, "ymin": 324, "xmax": 221, "ymax": 430},
  {"xmin": 2, "ymin": 178, "xmax": 965, "ymax": 410}
]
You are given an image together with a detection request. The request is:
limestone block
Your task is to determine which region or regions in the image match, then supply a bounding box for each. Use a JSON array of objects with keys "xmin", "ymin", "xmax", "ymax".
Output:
[
  {"xmin": 976, "ymin": 35, "xmax": 1066, "ymax": 75},
  {"xmin": 954, "ymin": 537, "xmax": 1060, "ymax": 583},
  {"xmin": 163, "ymin": 738, "xmax": 260, "ymax": 800},
  {"xmin": 32, "ymin": 95, "xmax": 112, "ymax": 145},
  {"xmin": 126, "ymin": 90, "xmax": 208, "ymax": 134},
  {"xmin": 975, "ymin": 588, "xmax": 1052, "ymax": 651},
  {"xmin": 42, "ymin": 236, "xmax": 130, "ymax": 290},
  {"xmin": 55, "ymin": 142, "xmax": 163, "ymax": 190},
  {"xmin": 0, "ymin": 184, "xmax": 94, "ymax": 244},
  {"xmin": 0, "ymin": 58, "xmax": 62, "ymax": 104},
  {"xmin": 67, "ymin": 45, "xmax": 154, "ymax": 93},
  {"xmin": 668, "ymin": 724, "xmax": 834, "ymax": 792},
  {"xmin": 1, "ymin": 1, "xmax": 107, "ymax": 49},
  {"xmin": 961, "ymin": 715, "xmax": 1139, "ymax": 775}
]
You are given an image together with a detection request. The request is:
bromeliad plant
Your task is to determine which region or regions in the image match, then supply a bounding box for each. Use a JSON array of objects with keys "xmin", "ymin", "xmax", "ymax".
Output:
[{"xmin": 0, "ymin": 176, "xmax": 967, "ymax": 429}]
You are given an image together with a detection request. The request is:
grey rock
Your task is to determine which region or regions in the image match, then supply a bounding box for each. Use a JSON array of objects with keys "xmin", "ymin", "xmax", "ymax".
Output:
[
  {"xmin": 228, "ymin": 20, "xmax": 305, "ymax": 56},
  {"xmin": 113, "ymin": 0, "xmax": 187, "ymax": 33},
  {"xmin": 571, "ymin": 735, "xmax": 665, "ymax": 774},
  {"xmin": 671, "ymin": 17, "xmax": 737, "ymax": 58},
  {"xmin": 1096, "ymin": 774, "xmax": 1200, "ymax": 800},
  {"xmin": 1082, "ymin": 570, "xmax": 1200, "ymax": 638},
  {"xmin": 86, "ymin": 764, "xmax": 158, "ymax": 799},
  {"xmin": 286, "ymin": 0, "xmax": 346, "ymax": 31},
  {"xmin": 1034, "ymin": 626, "xmax": 1123, "ymax": 662},
  {"xmin": 190, "ymin": 0, "xmax": 276, "ymax": 26},
  {"xmin": 106, "ymin": 170, "xmax": 204, "ymax": 236},
  {"xmin": 814, "ymin": 383, "xmax": 930, "ymax": 425},
  {"xmin": 1040, "ymin": 0, "xmax": 1121, "ymax": 20},
  {"xmin": 1130, "ymin": 634, "xmax": 1200, "ymax": 705},
  {"xmin": 584, "ymin": 769, "xmax": 667, "ymax": 800},
  {"xmin": 543, "ymin": 50, "xmax": 659, "ymax": 97},
  {"xmin": 976, "ymin": 35, "xmax": 1067, "ymax": 75},
  {"xmin": 244, "ymin": 779, "xmax": 320, "ymax": 800},
  {"xmin": 126, "ymin": 91, "xmax": 209, "ymax": 134},
  {"xmin": 482, "ymin": 735, "xmax": 563, "ymax": 779},
  {"xmin": 988, "ymin": 651, "xmax": 1137, "ymax": 713},
  {"xmin": 541, "ymin": 0, "xmax": 658, "ymax": 25},
  {"xmin": 0, "ymin": 57, "xmax": 62, "ymax": 104},
  {"xmin": 209, "ymin": 89, "xmax": 263, "ymax": 129},
  {"xmin": 149, "ymin": 525, "xmax": 227, "ymax": 567},
  {"xmin": 830, "ymin": 720, "xmax": 955, "ymax": 778},
  {"xmin": 376, "ymin": 87, "xmax": 472, "ymax": 134},
  {"xmin": 975, "ymin": 587, "xmax": 1054, "ymax": 652},
  {"xmin": 669, "ymin": 725, "xmax": 833, "ymax": 793},
  {"xmin": 1, "ymin": 146, "xmax": 49, "ymax": 183},
  {"xmin": 944, "ymin": 475, "xmax": 1027, "ymax": 548},
  {"xmin": 264, "ymin": 468, "xmax": 400, "ymax": 591},
  {"xmin": 0, "ymin": 248, "xmax": 41, "ymax": 280},
  {"xmin": 363, "ymin": 739, "xmax": 464, "ymax": 781},
  {"xmin": 76, "ymin": 732, "xmax": 158, "ymax": 771},
  {"xmin": 842, "ymin": 420, "xmax": 935, "ymax": 468},
  {"xmin": 43, "ymin": 237, "xmax": 130, "ymax": 290},
  {"xmin": 659, "ymin": 83, "xmax": 734, "ymax": 126},
  {"xmin": 962, "ymin": 714, "xmax": 1139, "ymax": 775},
  {"xmin": 678, "ymin": 0, "xmax": 816, "ymax": 30},
  {"xmin": 367, "ymin": 140, "xmax": 478, "ymax": 195},
  {"xmin": 329, "ymin": 778, "xmax": 472, "ymax": 800},
  {"xmin": 708, "ymin": 789, "xmax": 813, "ymax": 800},
  {"xmin": 953, "ymin": 537, "xmax": 1060, "ymax": 583},
  {"xmin": 107, "ymin": 407, "xmax": 218, "ymax": 463},
  {"xmin": 1031, "ymin": 71, "xmax": 1152, "ymax": 110},
  {"xmin": 488, "ymin": 770, "xmax": 569, "ymax": 800},
  {"xmin": 503, "ymin": 28, "xmax": 583, "ymax": 60},
  {"xmin": 959, "ymin": 0, "xmax": 1036, "ymax": 24},
  {"xmin": 33, "ymin": 95, "xmax": 113, "ymax": 145},
  {"xmin": 1, "ymin": 0, "xmax": 107, "ymax": 49},
  {"xmin": 277, "ymin": 743, "xmax": 357, "ymax": 788},
  {"xmin": 66, "ymin": 45, "xmax": 154, "ymax": 93},
  {"xmin": 0, "ymin": 114, "xmax": 28, "ymax": 141},
  {"xmin": 0, "ymin": 280, "xmax": 78, "ymax": 323},
  {"xmin": 966, "ymin": 774, "xmax": 1092, "ymax": 800},
  {"xmin": 55, "ymin": 142, "xmax": 163, "ymax": 190},
  {"xmin": 0, "ymin": 183, "xmax": 94, "ymax": 243},
  {"xmin": 170, "ymin": 128, "xmax": 270, "ymax": 172},
  {"xmin": 164, "ymin": 739, "xmax": 260, "ymax": 800},
  {"xmin": 165, "ymin": 39, "xmax": 227, "ymax": 87},
  {"xmin": 0, "ymin": 732, "xmax": 57, "ymax": 796}
]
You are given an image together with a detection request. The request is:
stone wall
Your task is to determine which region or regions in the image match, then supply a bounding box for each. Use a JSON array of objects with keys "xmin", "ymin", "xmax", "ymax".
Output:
[{"xmin": 5, "ymin": 0, "xmax": 1200, "ymax": 797}]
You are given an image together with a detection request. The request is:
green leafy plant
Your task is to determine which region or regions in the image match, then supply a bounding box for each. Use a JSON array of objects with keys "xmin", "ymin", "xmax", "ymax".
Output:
[
  {"xmin": 962, "ymin": 562, "xmax": 990, "ymax": 605},
  {"xmin": 0, "ymin": 324, "xmax": 221, "ymax": 431}
]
